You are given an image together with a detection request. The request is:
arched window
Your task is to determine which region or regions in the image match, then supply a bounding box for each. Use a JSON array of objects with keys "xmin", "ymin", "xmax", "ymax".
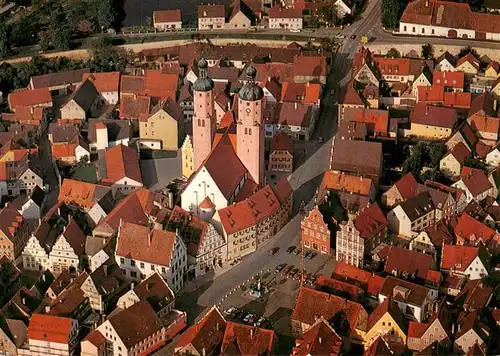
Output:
[
  {"xmin": 249, "ymin": 128, "xmax": 252, "ymax": 135},
  {"xmin": 245, "ymin": 128, "xmax": 248, "ymax": 134},
  {"xmin": 202, "ymin": 120, "xmax": 206, "ymax": 127},
  {"xmin": 198, "ymin": 119, "xmax": 201, "ymax": 127}
]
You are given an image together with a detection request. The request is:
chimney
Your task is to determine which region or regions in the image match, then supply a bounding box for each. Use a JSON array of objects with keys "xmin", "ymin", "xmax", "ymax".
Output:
[
  {"xmin": 131, "ymin": 282, "xmax": 135, "ymax": 290},
  {"xmin": 146, "ymin": 283, "xmax": 151, "ymax": 291},
  {"xmin": 45, "ymin": 306, "xmax": 51, "ymax": 313},
  {"xmin": 202, "ymin": 348, "xmax": 206, "ymax": 356},
  {"xmin": 319, "ymin": 337, "xmax": 322, "ymax": 344},
  {"xmin": 22, "ymin": 297, "xmax": 26, "ymax": 305},
  {"xmin": 294, "ymin": 102, "xmax": 298, "ymax": 110},
  {"xmin": 250, "ymin": 328, "xmax": 254, "ymax": 338},
  {"xmin": 42, "ymin": 273, "xmax": 46, "ymax": 282},
  {"xmin": 103, "ymin": 264, "xmax": 108, "ymax": 276},
  {"xmin": 425, "ymin": 0, "xmax": 429, "ymax": 6}
]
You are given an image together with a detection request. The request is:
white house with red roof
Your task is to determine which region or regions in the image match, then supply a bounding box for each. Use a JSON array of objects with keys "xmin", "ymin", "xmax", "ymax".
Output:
[
  {"xmin": 24, "ymin": 314, "xmax": 79, "ymax": 355},
  {"xmin": 48, "ymin": 219, "xmax": 86, "ymax": 274},
  {"xmin": 268, "ymin": 6, "xmax": 303, "ymax": 30},
  {"xmin": 82, "ymin": 72, "xmax": 121, "ymax": 105},
  {"xmin": 115, "ymin": 221, "xmax": 187, "ymax": 292},
  {"xmin": 452, "ymin": 166, "xmax": 495, "ymax": 204},
  {"xmin": 440, "ymin": 244, "xmax": 489, "ymax": 280},
  {"xmin": 100, "ymin": 144, "xmax": 143, "ymax": 196}
]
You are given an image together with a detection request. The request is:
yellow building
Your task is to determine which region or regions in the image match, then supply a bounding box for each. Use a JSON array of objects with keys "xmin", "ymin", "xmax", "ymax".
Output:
[
  {"xmin": 456, "ymin": 54, "xmax": 480, "ymax": 76},
  {"xmin": 485, "ymin": 61, "xmax": 500, "ymax": 78},
  {"xmin": 364, "ymin": 298, "xmax": 407, "ymax": 347},
  {"xmin": 139, "ymin": 98, "xmax": 184, "ymax": 151},
  {"xmin": 181, "ymin": 135, "xmax": 194, "ymax": 179},
  {"xmin": 410, "ymin": 104, "xmax": 457, "ymax": 140}
]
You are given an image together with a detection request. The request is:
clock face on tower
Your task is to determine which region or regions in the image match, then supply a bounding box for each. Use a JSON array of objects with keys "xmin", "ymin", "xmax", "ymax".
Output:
[{"xmin": 245, "ymin": 108, "xmax": 251, "ymax": 113}]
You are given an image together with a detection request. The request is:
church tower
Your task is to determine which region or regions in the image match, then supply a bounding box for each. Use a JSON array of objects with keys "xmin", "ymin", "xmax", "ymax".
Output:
[
  {"xmin": 237, "ymin": 66, "xmax": 265, "ymax": 186},
  {"xmin": 192, "ymin": 58, "xmax": 216, "ymax": 170}
]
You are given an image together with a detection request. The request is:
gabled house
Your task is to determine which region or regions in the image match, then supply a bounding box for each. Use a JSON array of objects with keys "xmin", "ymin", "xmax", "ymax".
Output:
[
  {"xmin": 0, "ymin": 203, "xmax": 30, "ymax": 262},
  {"xmin": 433, "ymin": 71, "xmax": 464, "ymax": 92},
  {"xmin": 383, "ymin": 245, "xmax": 436, "ymax": 282},
  {"xmin": 333, "ymin": 262, "xmax": 386, "ymax": 298},
  {"xmin": 364, "ymin": 298, "xmax": 406, "ymax": 347},
  {"xmin": 0, "ymin": 317, "xmax": 27, "ymax": 356},
  {"xmin": 94, "ymin": 300, "xmax": 186, "ymax": 356},
  {"xmin": 220, "ymin": 321, "xmax": 277, "ymax": 355},
  {"xmin": 301, "ymin": 207, "xmax": 331, "ymax": 256},
  {"xmin": 60, "ymin": 79, "xmax": 103, "ymax": 123},
  {"xmin": 29, "ymin": 68, "xmax": 89, "ymax": 93},
  {"xmin": 452, "ymin": 167, "xmax": 495, "ymax": 204},
  {"xmin": 352, "ymin": 49, "xmax": 380, "ymax": 86},
  {"xmin": 410, "ymin": 103, "xmax": 457, "ymax": 140},
  {"xmin": 139, "ymin": 98, "xmax": 185, "ymax": 150},
  {"xmin": 292, "ymin": 317, "xmax": 343, "ymax": 356},
  {"xmin": 457, "ymin": 280, "xmax": 493, "ymax": 312},
  {"xmin": 291, "ymin": 287, "xmax": 368, "ymax": 344},
  {"xmin": 50, "ymin": 124, "xmax": 90, "ymax": 165},
  {"xmin": 198, "ymin": 4, "xmax": 225, "ymax": 30},
  {"xmin": 467, "ymin": 92, "xmax": 499, "ymax": 142},
  {"xmin": 153, "ymin": 9, "xmax": 182, "ymax": 30},
  {"xmin": 25, "ymin": 314, "xmax": 79, "ymax": 355},
  {"xmin": 0, "ymin": 152, "xmax": 44, "ymax": 197},
  {"xmin": 115, "ymin": 221, "xmax": 187, "ymax": 292},
  {"xmin": 82, "ymin": 72, "xmax": 121, "ymax": 105},
  {"xmin": 435, "ymin": 52, "xmax": 457, "ymax": 72},
  {"xmin": 440, "ymin": 142, "xmax": 471, "ymax": 178},
  {"xmin": 88, "ymin": 120, "xmax": 133, "ymax": 153},
  {"xmin": 99, "ymin": 144, "xmax": 143, "ymax": 195},
  {"xmin": 268, "ymin": 6, "xmax": 303, "ymax": 30},
  {"xmin": 338, "ymin": 85, "xmax": 366, "ymax": 122},
  {"xmin": 456, "ymin": 53, "xmax": 481, "ymax": 75},
  {"xmin": 454, "ymin": 311, "xmax": 489, "ymax": 355},
  {"xmin": 48, "ymin": 219, "xmax": 86, "ymax": 274},
  {"xmin": 7, "ymin": 88, "xmax": 52, "ymax": 112},
  {"xmin": 387, "ymin": 192, "xmax": 435, "ymax": 238},
  {"xmin": 227, "ymin": 0, "xmax": 256, "ymax": 28},
  {"xmin": 379, "ymin": 276, "xmax": 438, "ymax": 323},
  {"xmin": 343, "ymin": 108, "xmax": 389, "ymax": 137},
  {"xmin": 440, "ymin": 244, "xmax": 489, "ymax": 280},
  {"xmin": 454, "ymin": 212, "xmax": 499, "ymax": 247},
  {"xmin": 117, "ymin": 272, "xmax": 175, "ymax": 317},
  {"xmin": 486, "ymin": 144, "xmax": 500, "ymax": 166},
  {"xmin": 382, "ymin": 172, "xmax": 419, "ymax": 208},
  {"xmin": 407, "ymin": 305, "xmax": 451, "ymax": 352},
  {"xmin": 485, "ymin": 61, "xmax": 500, "ymax": 78},
  {"xmin": 174, "ymin": 307, "xmax": 226, "ymax": 355},
  {"xmin": 80, "ymin": 258, "xmax": 130, "ymax": 313},
  {"xmin": 445, "ymin": 121, "xmax": 478, "ymax": 152},
  {"xmin": 269, "ymin": 131, "xmax": 293, "ymax": 173}
]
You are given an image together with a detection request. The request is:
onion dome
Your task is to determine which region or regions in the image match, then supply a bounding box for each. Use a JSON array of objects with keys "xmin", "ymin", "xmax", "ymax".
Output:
[
  {"xmin": 238, "ymin": 65, "xmax": 263, "ymax": 101},
  {"xmin": 193, "ymin": 57, "xmax": 214, "ymax": 92},
  {"xmin": 200, "ymin": 196, "xmax": 215, "ymax": 209}
]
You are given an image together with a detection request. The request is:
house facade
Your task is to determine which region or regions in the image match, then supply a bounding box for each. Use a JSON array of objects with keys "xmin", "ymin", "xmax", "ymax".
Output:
[{"xmin": 301, "ymin": 207, "xmax": 331, "ymax": 255}]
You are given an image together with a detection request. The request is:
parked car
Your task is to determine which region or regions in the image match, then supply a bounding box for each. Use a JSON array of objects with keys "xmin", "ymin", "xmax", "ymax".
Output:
[
  {"xmin": 282, "ymin": 265, "xmax": 293, "ymax": 276},
  {"xmin": 306, "ymin": 251, "xmax": 317, "ymax": 259},
  {"xmin": 350, "ymin": 34, "xmax": 356, "ymax": 39},
  {"xmin": 290, "ymin": 29, "xmax": 301, "ymax": 33},
  {"xmin": 269, "ymin": 247, "xmax": 279, "ymax": 255},
  {"xmin": 243, "ymin": 313, "xmax": 254, "ymax": 323},
  {"xmin": 254, "ymin": 316, "xmax": 267, "ymax": 327},
  {"xmin": 275, "ymin": 263, "xmax": 287, "ymax": 273},
  {"xmin": 286, "ymin": 246, "xmax": 296, "ymax": 253},
  {"xmin": 304, "ymin": 251, "xmax": 311, "ymax": 259},
  {"xmin": 334, "ymin": 34, "xmax": 345, "ymax": 39},
  {"xmin": 247, "ymin": 314, "xmax": 258, "ymax": 325},
  {"xmin": 294, "ymin": 270, "xmax": 303, "ymax": 280},
  {"xmin": 289, "ymin": 268, "xmax": 299, "ymax": 278},
  {"xmin": 224, "ymin": 307, "xmax": 237, "ymax": 316},
  {"xmin": 293, "ymin": 248, "xmax": 302, "ymax": 256}
]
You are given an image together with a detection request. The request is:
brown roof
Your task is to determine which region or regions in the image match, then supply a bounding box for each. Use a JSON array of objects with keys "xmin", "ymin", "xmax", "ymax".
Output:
[
  {"xmin": 354, "ymin": 203, "xmax": 388, "ymax": 240},
  {"xmin": 367, "ymin": 297, "xmax": 406, "ymax": 332},
  {"xmin": 448, "ymin": 142, "xmax": 471, "ymax": 164},
  {"xmin": 459, "ymin": 166, "xmax": 492, "ymax": 197},
  {"xmin": 277, "ymin": 102, "xmax": 313, "ymax": 127},
  {"xmin": 269, "ymin": 5, "xmax": 302, "ymax": 18},
  {"xmin": 292, "ymin": 318, "xmax": 342, "ymax": 356},
  {"xmin": 120, "ymin": 75, "xmax": 146, "ymax": 94},
  {"xmin": 270, "ymin": 131, "xmax": 293, "ymax": 154},
  {"xmin": 143, "ymin": 97, "xmax": 183, "ymax": 122},
  {"xmin": 108, "ymin": 300, "xmax": 164, "ymax": 349},
  {"xmin": 175, "ymin": 307, "xmax": 226, "ymax": 353},
  {"xmin": 30, "ymin": 69, "xmax": 89, "ymax": 90},
  {"xmin": 132, "ymin": 272, "xmax": 174, "ymax": 313},
  {"xmin": 384, "ymin": 246, "xmax": 435, "ymax": 280},
  {"xmin": 293, "ymin": 55, "xmax": 327, "ymax": 78},
  {"xmin": 153, "ymin": 9, "xmax": 181, "ymax": 23},
  {"xmin": 168, "ymin": 206, "xmax": 208, "ymax": 257},
  {"xmin": 116, "ymin": 222, "xmax": 176, "ymax": 266},
  {"xmin": 82, "ymin": 72, "xmax": 120, "ymax": 93},
  {"xmin": 292, "ymin": 287, "xmax": 366, "ymax": 334},
  {"xmin": 221, "ymin": 321, "xmax": 275, "ymax": 355},
  {"xmin": 441, "ymin": 244, "xmax": 482, "ymax": 272},
  {"xmin": 198, "ymin": 4, "xmax": 225, "ymax": 18},
  {"xmin": 342, "ymin": 85, "xmax": 365, "ymax": 106},
  {"xmin": 102, "ymin": 144, "xmax": 142, "ymax": 185},
  {"xmin": 119, "ymin": 95, "xmax": 151, "ymax": 120},
  {"xmin": 401, "ymin": 0, "xmax": 475, "ymax": 30},
  {"xmin": 380, "ymin": 276, "xmax": 432, "ymax": 307},
  {"xmin": 60, "ymin": 219, "xmax": 86, "ymax": 257},
  {"xmin": 331, "ymin": 139, "xmax": 382, "ymax": 178},
  {"xmin": 457, "ymin": 280, "xmax": 493, "ymax": 312},
  {"xmin": 8, "ymin": 88, "xmax": 52, "ymax": 109},
  {"xmin": 411, "ymin": 103, "xmax": 457, "ymax": 129},
  {"xmin": 469, "ymin": 92, "xmax": 495, "ymax": 118}
]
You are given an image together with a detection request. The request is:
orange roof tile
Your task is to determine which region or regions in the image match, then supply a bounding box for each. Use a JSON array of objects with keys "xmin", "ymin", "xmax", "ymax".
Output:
[
  {"xmin": 354, "ymin": 203, "xmax": 388, "ymax": 240},
  {"xmin": 342, "ymin": 85, "xmax": 365, "ymax": 106},
  {"xmin": 454, "ymin": 213, "xmax": 495, "ymax": 245},
  {"xmin": 292, "ymin": 318, "xmax": 342, "ymax": 356},
  {"xmin": 58, "ymin": 178, "xmax": 111, "ymax": 209},
  {"xmin": 393, "ymin": 172, "xmax": 419, "ymax": 200},
  {"xmin": 292, "ymin": 287, "xmax": 366, "ymax": 334},
  {"xmin": 343, "ymin": 108, "xmax": 389, "ymax": 136},
  {"xmin": 51, "ymin": 143, "xmax": 77, "ymax": 159},
  {"xmin": 270, "ymin": 131, "xmax": 293, "ymax": 154},
  {"xmin": 469, "ymin": 113, "xmax": 500, "ymax": 135},
  {"xmin": 459, "ymin": 166, "xmax": 492, "ymax": 197},
  {"xmin": 82, "ymin": 72, "xmax": 120, "ymax": 93},
  {"xmin": 293, "ymin": 55, "xmax": 327, "ymax": 77},
  {"xmin": 374, "ymin": 57, "xmax": 411, "ymax": 76},
  {"xmin": 9, "ymin": 88, "xmax": 52, "ymax": 109},
  {"xmin": 27, "ymin": 314, "xmax": 74, "ymax": 344},
  {"xmin": 102, "ymin": 144, "xmax": 142, "ymax": 185},
  {"xmin": 444, "ymin": 91, "xmax": 472, "ymax": 108},
  {"xmin": 441, "ymin": 244, "xmax": 480, "ymax": 272},
  {"xmin": 418, "ymin": 85, "xmax": 444, "ymax": 103},
  {"xmin": 154, "ymin": 9, "xmax": 181, "ymax": 23},
  {"xmin": 221, "ymin": 322, "xmax": 275, "ymax": 355},
  {"xmin": 142, "ymin": 70, "xmax": 178, "ymax": 100},
  {"xmin": 408, "ymin": 321, "xmax": 428, "ymax": 338},
  {"xmin": 116, "ymin": 222, "xmax": 176, "ymax": 266},
  {"xmin": 319, "ymin": 171, "xmax": 373, "ymax": 197},
  {"xmin": 332, "ymin": 262, "xmax": 385, "ymax": 295},
  {"xmin": 219, "ymin": 184, "xmax": 281, "ymax": 235},
  {"xmin": 433, "ymin": 71, "xmax": 464, "ymax": 89}
]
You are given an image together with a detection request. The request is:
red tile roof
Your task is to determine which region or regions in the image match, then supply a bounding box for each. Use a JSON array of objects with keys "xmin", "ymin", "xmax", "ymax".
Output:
[
  {"xmin": 143, "ymin": 70, "xmax": 178, "ymax": 100},
  {"xmin": 292, "ymin": 287, "xmax": 366, "ymax": 334},
  {"xmin": 374, "ymin": 57, "xmax": 411, "ymax": 76},
  {"xmin": 270, "ymin": 131, "xmax": 293, "ymax": 154},
  {"xmin": 280, "ymin": 82, "xmax": 321, "ymax": 105},
  {"xmin": 332, "ymin": 262, "xmax": 385, "ymax": 295},
  {"xmin": 116, "ymin": 221, "xmax": 176, "ymax": 266},
  {"xmin": 8, "ymin": 88, "xmax": 52, "ymax": 109},
  {"xmin": 444, "ymin": 91, "xmax": 472, "ymax": 109},
  {"xmin": 469, "ymin": 114, "xmax": 500, "ymax": 135},
  {"xmin": 448, "ymin": 142, "xmax": 471, "ymax": 164},
  {"xmin": 454, "ymin": 213, "xmax": 496, "ymax": 245},
  {"xmin": 459, "ymin": 166, "xmax": 492, "ymax": 197},
  {"xmin": 82, "ymin": 72, "xmax": 120, "ymax": 93},
  {"xmin": 319, "ymin": 171, "xmax": 373, "ymax": 198},
  {"xmin": 198, "ymin": 4, "xmax": 225, "ymax": 18},
  {"xmin": 394, "ymin": 172, "xmax": 419, "ymax": 201},
  {"xmin": 408, "ymin": 321, "xmax": 428, "ymax": 338},
  {"xmin": 433, "ymin": 71, "xmax": 465, "ymax": 90},
  {"xmin": 120, "ymin": 75, "xmax": 146, "ymax": 95},
  {"xmin": 384, "ymin": 246, "xmax": 434, "ymax": 280},
  {"xmin": 27, "ymin": 314, "xmax": 74, "ymax": 344},
  {"xmin": 315, "ymin": 275, "xmax": 364, "ymax": 300},
  {"xmin": 83, "ymin": 330, "xmax": 107, "ymax": 347},
  {"xmin": 153, "ymin": 9, "xmax": 181, "ymax": 23},
  {"xmin": 175, "ymin": 307, "xmax": 226, "ymax": 353},
  {"xmin": 411, "ymin": 103, "xmax": 458, "ymax": 129},
  {"xmin": 441, "ymin": 244, "xmax": 481, "ymax": 272},
  {"xmin": 457, "ymin": 53, "xmax": 481, "ymax": 71},
  {"xmin": 119, "ymin": 95, "xmax": 151, "ymax": 120},
  {"xmin": 102, "ymin": 144, "xmax": 142, "ymax": 185},
  {"xmin": 354, "ymin": 203, "xmax": 388, "ymax": 240},
  {"xmin": 269, "ymin": 5, "xmax": 302, "ymax": 18},
  {"xmin": 271, "ymin": 176, "xmax": 293, "ymax": 204},
  {"xmin": 292, "ymin": 318, "xmax": 342, "ymax": 356},
  {"xmin": 343, "ymin": 108, "xmax": 389, "ymax": 136},
  {"xmin": 342, "ymin": 85, "xmax": 365, "ymax": 106},
  {"xmin": 293, "ymin": 55, "xmax": 327, "ymax": 77},
  {"xmin": 401, "ymin": 0, "xmax": 476, "ymax": 30},
  {"xmin": 366, "ymin": 297, "xmax": 406, "ymax": 332},
  {"xmin": 219, "ymin": 184, "xmax": 282, "ymax": 235},
  {"xmin": 476, "ymin": 141, "xmax": 492, "ymax": 158},
  {"xmin": 51, "ymin": 143, "xmax": 77, "ymax": 159},
  {"xmin": 221, "ymin": 321, "xmax": 275, "ymax": 355}
]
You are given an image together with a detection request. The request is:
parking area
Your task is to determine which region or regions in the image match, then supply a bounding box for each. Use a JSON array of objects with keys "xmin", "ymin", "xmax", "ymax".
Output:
[{"xmin": 216, "ymin": 237, "xmax": 337, "ymax": 353}]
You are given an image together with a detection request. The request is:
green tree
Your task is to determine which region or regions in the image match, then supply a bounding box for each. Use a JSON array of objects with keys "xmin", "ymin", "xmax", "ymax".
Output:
[
  {"xmin": 381, "ymin": 0, "xmax": 401, "ymax": 29},
  {"xmin": 387, "ymin": 48, "xmax": 401, "ymax": 58},
  {"xmin": 318, "ymin": 3, "xmax": 340, "ymax": 26},
  {"xmin": 0, "ymin": 21, "xmax": 10, "ymax": 59},
  {"xmin": 427, "ymin": 142, "xmax": 446, "ymax": 167},
  {"xmin": 459, "ymin": 46, "xmax": 479, "ymax": 58},
  {"xmin": 421, "ymin": 43, "xmax": 434, "ymax": 59},
  {"xmin": 53, "ymin": 25, "xmax": 72, "ymax": 50},
  {"xmin": 97, "ymin": 0, "xmax": 115, "ymax": 30}
]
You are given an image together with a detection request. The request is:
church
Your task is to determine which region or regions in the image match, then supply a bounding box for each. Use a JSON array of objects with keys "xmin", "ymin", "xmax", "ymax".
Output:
[{"xmin": 181, "ymin": 58, "xmax": 266, "ymax": 217}]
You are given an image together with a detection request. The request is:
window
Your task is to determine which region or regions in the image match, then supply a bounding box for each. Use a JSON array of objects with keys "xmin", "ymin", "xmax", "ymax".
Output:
[
  {"xmin": 202, "ymin": 120, "xmax": 205, "ymax": 127},
  {"xmin": 130, "ymin": 260, "xmax": 136, "ymax": 267},
  {"xmin": 198, "ymin": 119, "xmax": 201, "ymax": 127},
  {"xmin": 120, "ymin": 258, "xmax": 124, "ymax": 264},
  {"xmin": 412, "ymin": 27, "xmax": 415, "ymax": 33},
  {"xmin": 140, "ymin": 262, "xmax": 145, "ymax": 268},
  {"xmin": 422, "ymin": 28, "xmax": 425, "ymax": 34},
  {"xmin": 432, "ymin": 29, "xmax": 435, "ymax": 34}
]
